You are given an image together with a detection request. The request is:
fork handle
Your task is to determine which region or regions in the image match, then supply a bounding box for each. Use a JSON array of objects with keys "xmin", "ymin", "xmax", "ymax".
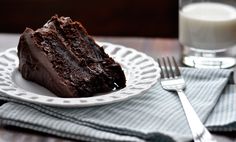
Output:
[{"xmin": 177, "ymin": 90, "xmax": 217, "ymax": 142}]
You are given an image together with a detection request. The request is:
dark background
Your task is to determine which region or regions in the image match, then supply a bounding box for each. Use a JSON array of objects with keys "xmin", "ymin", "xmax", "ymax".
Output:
[{"xmin": 0, "ymin": 0, "xmax": 178, "ymax": 37}]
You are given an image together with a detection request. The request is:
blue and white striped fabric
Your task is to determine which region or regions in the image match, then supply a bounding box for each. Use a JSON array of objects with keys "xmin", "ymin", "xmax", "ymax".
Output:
[{"xmin": 0, "ymin": 68, "xmax": 235, "ymax": 142}]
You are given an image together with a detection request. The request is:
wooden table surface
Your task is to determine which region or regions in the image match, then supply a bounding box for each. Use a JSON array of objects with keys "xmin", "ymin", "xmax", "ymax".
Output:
[{"xmin": 0, "ymin": 33, "xmax": 235, "ymax": 142}]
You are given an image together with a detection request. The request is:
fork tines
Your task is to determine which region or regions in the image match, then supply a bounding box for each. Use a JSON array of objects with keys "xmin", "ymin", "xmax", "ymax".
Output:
[{"xmin": 157, "ymin": 57, "xmax": 181, "ymax": 78}]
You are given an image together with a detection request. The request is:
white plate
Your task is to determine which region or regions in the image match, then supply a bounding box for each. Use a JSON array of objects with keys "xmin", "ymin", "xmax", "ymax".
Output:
[{"xmin": 0, "ymin": 42, "xmax": 160, "ymax": 107}]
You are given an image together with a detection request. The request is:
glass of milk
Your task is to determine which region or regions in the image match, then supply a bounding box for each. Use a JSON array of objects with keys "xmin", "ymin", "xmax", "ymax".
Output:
[{"xmin": 179, "ymin": 0, "xmax": 236, "ymax": 68}]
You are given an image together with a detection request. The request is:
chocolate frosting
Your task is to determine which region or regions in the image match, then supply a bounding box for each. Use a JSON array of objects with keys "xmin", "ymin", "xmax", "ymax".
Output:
[{"xmin": 17, "ymin": 15, "xmax": 126, "ymax": 98}]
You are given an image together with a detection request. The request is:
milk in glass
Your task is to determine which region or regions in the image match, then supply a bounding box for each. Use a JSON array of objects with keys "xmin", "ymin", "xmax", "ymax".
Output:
[
  {"xmin": 179, "ymin": 2, "xmax": 236, "ymax": 50},
  {"xmin": 179, "ymin": 1, "xmax": 236, "ymax": 68}
]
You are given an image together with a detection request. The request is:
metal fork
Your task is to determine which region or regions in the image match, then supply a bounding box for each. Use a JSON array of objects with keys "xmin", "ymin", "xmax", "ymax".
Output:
[{"xmin": 157, "ymin": 57, "xmax": 216, "ymax": 142}]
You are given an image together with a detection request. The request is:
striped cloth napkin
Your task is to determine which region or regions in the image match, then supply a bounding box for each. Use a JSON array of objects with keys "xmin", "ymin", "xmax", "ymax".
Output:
[{"xmin": 0, "ymin": 68, "xmax": 235, "ymax": 142}]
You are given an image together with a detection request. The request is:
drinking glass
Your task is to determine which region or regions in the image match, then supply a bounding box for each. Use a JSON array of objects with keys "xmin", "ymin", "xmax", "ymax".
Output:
[{"xmin": 179, "ymin": 0, "xmax": 236, "ymax": 68}]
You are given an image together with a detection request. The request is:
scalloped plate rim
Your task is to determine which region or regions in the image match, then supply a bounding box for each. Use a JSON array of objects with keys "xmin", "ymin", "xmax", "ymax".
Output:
[{"xmin": 0, "ymin": 42, "xmax": 160, "ymax": 107}]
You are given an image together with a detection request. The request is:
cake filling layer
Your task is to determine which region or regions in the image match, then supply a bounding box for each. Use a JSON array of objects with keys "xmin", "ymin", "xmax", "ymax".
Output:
[{"xmin": 17, "ymin": 15, "xmax": 126, "ymax": 98}]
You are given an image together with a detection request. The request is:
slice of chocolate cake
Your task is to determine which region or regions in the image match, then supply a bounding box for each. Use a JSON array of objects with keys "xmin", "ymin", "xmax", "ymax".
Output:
[{"xmin": 17, "ymin": 15, "xmax": 126, "ymax": 98}]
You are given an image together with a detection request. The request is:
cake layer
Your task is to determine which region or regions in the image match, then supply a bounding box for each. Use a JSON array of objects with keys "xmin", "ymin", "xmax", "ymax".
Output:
[{"xmin": 17, "ymin": 15, "xmax": 126, "ymax": 98}]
